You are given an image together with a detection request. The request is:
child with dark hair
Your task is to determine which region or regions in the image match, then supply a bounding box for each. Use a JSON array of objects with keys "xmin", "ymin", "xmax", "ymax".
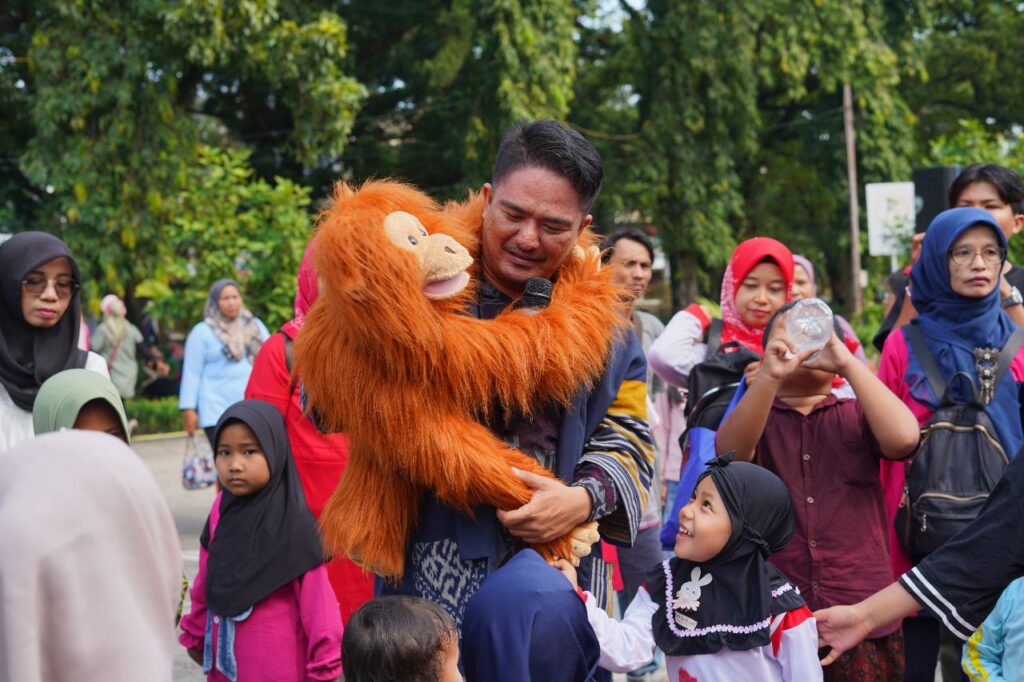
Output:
[
  {"xmin": 342, "ymin": 596, "xmax": 461, "ymax": 682},
  {"xmin": 715, "ymin": 302, "xmax": 919, "ymax": 680}
]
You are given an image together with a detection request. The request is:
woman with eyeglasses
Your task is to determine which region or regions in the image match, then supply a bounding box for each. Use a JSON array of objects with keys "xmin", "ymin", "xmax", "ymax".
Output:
[
  {"xmin": 876, "ymin": 207, "xmax": 1024, "ymax": 681},
  {"xmin": 0, "ymin": 231, "xmax": 109, "ymax": 450}
]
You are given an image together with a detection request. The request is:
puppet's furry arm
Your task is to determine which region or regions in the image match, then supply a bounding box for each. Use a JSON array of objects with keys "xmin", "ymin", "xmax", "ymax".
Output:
[
  {"xmin": 359, "ymin": 408, "xmax": 579, "ymax": 565},
  {"xmin": 438, "ymin": 253, "xmax": 628, "ymax": 420},
  {"xmin": 318, "ymin": 448, "xmax": 420, "ymax": 578}
]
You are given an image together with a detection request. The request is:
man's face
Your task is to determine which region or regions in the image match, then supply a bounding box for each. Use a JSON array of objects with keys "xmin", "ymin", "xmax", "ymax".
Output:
[
  {"xmin": 480, "ymin": 165, "xmax": 591, "ymax": 298},
  {"xmin": 607, "ymin": 237, "xmax": 653, "ymax": 304}
]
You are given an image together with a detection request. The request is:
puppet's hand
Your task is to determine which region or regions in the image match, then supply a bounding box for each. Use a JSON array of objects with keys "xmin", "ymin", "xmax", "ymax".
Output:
[
  {"xmin": 563, "ymin": 245, "xmax": 602, "ymax": 282},
  {"xmin": 568, "ymin": 521, "xmax": 600, "ymax": 567}
]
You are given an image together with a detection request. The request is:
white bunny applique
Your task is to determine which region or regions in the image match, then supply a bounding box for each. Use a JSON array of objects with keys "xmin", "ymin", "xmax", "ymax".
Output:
[{"xmin": 672, "ymin": 566, "xmax": 713, "ymax": 613}]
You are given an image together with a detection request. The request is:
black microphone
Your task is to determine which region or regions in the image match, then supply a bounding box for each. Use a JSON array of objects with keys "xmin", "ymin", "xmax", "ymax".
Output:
[{"xmin": 512, "ymin": 277, "xmax": 552, "ymax": 311}]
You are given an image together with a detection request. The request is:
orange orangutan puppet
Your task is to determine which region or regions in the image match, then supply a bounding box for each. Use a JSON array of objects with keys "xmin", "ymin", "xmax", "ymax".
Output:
[{"xmin": 294, "ymin": 179, "xmax": 628, "ymax": 579}]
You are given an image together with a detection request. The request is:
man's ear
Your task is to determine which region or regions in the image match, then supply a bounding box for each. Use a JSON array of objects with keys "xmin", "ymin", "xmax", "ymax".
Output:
[
  {"xmin": 482, "ymin": 183, "xmax": 493, "ymax": 206},
  {"xmin": 1012, "ymin": 213, "xmax": 1024, "ymax": 238},
  {"xmin": 578, "ymin": 213, "xmax": 593, "ymax": 236}
]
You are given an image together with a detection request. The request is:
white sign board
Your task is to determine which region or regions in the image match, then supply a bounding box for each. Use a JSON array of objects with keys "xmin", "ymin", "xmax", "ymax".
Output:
[{"xmin": 866, "ymin": 182, "xmax": 915, "ymax": 257}]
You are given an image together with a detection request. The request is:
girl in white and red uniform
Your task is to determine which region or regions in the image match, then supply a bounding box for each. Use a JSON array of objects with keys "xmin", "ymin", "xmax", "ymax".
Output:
[{"xmin": 555, "ymin": 455, "xmax": 822, "ymax": 681}]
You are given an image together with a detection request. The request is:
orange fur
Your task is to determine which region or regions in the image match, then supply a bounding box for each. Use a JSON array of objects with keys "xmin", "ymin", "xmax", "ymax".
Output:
[{"xmin": 294, "ymin": 179, "xmax": 628, "ymax": 578}]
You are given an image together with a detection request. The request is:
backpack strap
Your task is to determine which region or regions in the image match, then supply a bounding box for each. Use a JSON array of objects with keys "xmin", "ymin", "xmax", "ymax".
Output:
[
  {"xmin": 994, "ymin": 327, "xmax": 1024, "ymax": 387},
  {"xmin": 902, "ymin": 324, "xmax": 948, "ymax": 400},
  {"xmin": 283, "ymin": 334, "xmax": 299, "ymax": 395},
  {"xmin": 706, "ymin": 318, "xmax": 724, "ymax": 357}
]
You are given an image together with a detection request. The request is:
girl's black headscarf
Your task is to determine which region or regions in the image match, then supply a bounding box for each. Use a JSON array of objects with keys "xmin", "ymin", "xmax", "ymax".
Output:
[
  {"xmin": 200, "ymin": 400, "xmax": 325, "ymax": 617},
  {"xmin": 0, "ymin": 232, "xmax": 86, "ymax": 411},
  {"xmin": 646, "ymin": 454, "xmax": 805, "ymax": 656}
]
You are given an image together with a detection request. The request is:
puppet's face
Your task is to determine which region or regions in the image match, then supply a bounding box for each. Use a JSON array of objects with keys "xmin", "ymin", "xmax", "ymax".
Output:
[{"xmin": 384, "ymin": 211, "xmax": 473, "ymax": 300}]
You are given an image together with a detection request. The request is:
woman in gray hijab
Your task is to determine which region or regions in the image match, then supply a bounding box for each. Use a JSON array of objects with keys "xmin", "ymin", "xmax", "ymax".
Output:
[{"xmin": 179, "ymin": 279, "xmax": 269, "ymax": 447}]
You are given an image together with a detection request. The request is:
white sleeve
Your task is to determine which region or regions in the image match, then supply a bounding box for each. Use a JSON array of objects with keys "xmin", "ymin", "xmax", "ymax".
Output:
[
  {"xmin": 646, "ymin": 311, "xmax": 707, "ymax": 389},
  {"xmin": 581, "ymin": 588, "xmax": 658, "ymax": 673},
  {"xmin": 85, "ymin": 351, "xmax": 111, "ymax": 378},
  {"xmin": 772, "ymin": 608, "xmax": 823, "ymax": 682}
]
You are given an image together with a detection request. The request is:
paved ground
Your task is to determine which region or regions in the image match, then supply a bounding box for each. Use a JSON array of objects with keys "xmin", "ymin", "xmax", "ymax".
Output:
[{"xmin": 139, "ymin": 433, "xmax": 668, "ymax": 682}]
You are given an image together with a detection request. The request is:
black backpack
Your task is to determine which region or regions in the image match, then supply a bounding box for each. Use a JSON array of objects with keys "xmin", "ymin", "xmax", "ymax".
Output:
[
  {"xmin": 682, "ymin": 320, "xmax": 760, "ymax": 433},
  {"xmin": 895, "ymin": 324, "xmax": 1024, "ymax": 560}
]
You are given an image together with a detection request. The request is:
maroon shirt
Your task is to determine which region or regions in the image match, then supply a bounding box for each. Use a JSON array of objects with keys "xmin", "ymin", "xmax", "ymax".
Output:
[{"xmin": 753, "ymin": 395, "xmax": 900, "ymax": 636}]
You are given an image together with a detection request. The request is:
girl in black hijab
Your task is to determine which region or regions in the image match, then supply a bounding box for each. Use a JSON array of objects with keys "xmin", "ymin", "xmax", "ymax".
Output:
[
  {"xmin": 0, "ymin": 231, "xmax": 108, "ymax": 449},
  {"xmin": 554, "ymin": 454, "xmax": 823, "ymax": 681},
  {"xmin": 178, "ymin": 400, "xmax": 343, "ymax": 682}
]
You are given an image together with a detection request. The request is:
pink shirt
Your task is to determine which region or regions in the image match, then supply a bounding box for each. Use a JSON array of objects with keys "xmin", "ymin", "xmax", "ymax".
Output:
[
  {"xmin": 179, "ymin": 493, "xmax": 343, "ymax": 681},
  {"xmin": 877, "ymin": 327, "xmax": 1024, "ymax": 578}
]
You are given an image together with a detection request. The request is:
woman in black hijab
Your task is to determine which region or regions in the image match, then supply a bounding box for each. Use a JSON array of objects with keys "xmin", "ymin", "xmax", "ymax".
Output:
[{"xmin": 0, "ymin": 231, "xmax": 108, "ymax": 449}]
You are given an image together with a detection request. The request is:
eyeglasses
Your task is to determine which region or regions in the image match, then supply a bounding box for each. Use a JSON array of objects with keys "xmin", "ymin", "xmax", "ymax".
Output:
[
  {"xmin": 947, "ymin": 246, "xmax": 1006, "ymax": 266},
  {"xmin": 20, "ymin": 275, "xmax": 79, "ymax": 298}
]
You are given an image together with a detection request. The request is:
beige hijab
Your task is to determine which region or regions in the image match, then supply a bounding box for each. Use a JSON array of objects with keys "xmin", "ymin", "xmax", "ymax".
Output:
[{"xmin": 0, "ymin": 431, "xmax": 181, "ymax": 682}]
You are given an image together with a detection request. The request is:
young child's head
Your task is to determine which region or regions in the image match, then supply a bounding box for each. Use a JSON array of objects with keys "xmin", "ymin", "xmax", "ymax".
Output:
[
  {"xmin": 724, "ymin": 237, "xmax": 794, "ymax": 330},
  {"xmin": 675, "ymin": 455, "xmax": 794, "ymax": 564},
  {"xmin": 214, "ymin": 417, "xmax": 272, "ymax": 497},
  {"xmin": 33, "ymin": 369, "xmax": 130, "ymax": 443},
  {"xmin": 343, "ymin": 596, "xmax": 461, "ymax": 682}
]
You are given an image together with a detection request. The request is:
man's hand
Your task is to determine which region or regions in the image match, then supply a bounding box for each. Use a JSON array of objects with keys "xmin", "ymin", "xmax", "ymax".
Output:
[
  {"xmin": 801, "ymin": 332, "xmax": 853, "ymax": 376},
  {"xmin": 497, "ymin": 468, "xmax": 592, "ymax": 544},
  {"xmin": 186, "ymin": 647, "xmax": 203, "ymax": 666},
  {"xmin": 759, "ymin": 337, "xmax": 816, "ymax": 384},
  {"xmin": 910, "ymin": 232, "xmax": 925, "ymax": 265},
  {"xmin": 814, "ymin": 605, "xmax": 872, "ymax": 665},
  {"xmin": 181, "ymin": 408, "xmax": 199, "ymax": 435}
]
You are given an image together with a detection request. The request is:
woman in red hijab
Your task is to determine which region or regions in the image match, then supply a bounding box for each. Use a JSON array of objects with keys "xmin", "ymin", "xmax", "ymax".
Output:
[
  {"xmin": 245, "ymin": 240, "xmax": 373, "ymax": 624},
  {"xmin": 648, "ymin": 237, "xmax": 795, "ymax": 388}
]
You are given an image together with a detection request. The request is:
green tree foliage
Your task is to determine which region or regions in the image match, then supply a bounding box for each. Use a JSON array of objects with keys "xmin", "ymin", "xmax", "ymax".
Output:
[
  {"xmin": 581, "ymin": 1, "xmax": 925, "ymax": 309},
  {"xmin": 9, "ymin": 0, "xmax": 1024, "ymax": 331},
  {"xmin": 149, "ymin": 145, "xmax": 311, "ymax": 331},
  {"xmin": 2, "ymin": 0, "xmax": 363, "ymax": 324},
  {"xmin": 340, "ymin": 0, "xmax": 579, "ymax": 196},
  {"xmin": 904, "ymin": 1, "xmax": 1024, "ymax": 146}
]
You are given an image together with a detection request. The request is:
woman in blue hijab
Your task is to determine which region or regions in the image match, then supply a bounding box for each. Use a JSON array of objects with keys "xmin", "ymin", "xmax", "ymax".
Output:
[
  {"xmin": 905, "ymin": 207, "xmax": 1022, "ymax": 449},
  {"xmin": 878, "ymin": 206, "xmax": 1024, "ymax": 682}
]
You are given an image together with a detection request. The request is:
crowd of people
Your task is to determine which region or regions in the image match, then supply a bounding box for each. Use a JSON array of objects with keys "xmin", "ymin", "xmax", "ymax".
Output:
[{"xmin": 3, "ymin": 119, "xmax": 1024, "ymax": 682}]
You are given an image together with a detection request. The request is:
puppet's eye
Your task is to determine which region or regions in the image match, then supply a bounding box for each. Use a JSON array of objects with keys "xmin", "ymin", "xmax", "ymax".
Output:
[
  {"xmin": 419, "ymin": 228, "xmax": 427, "ymax": 236},
  {"xmin": 408, "ymin": 235, "xmax": 418, "ymax": 245}
]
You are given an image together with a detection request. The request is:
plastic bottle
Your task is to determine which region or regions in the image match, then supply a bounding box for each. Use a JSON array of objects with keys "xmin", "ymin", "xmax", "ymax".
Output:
[{"xmin": 784, "ymin": 298, "xmax": 834, "ymax": 357}]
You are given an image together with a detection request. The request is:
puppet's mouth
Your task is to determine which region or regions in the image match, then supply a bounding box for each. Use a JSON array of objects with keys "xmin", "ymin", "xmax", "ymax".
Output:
[{"xmin": 423, "ymin": 271, "xmax": 470, "ymax": 300}]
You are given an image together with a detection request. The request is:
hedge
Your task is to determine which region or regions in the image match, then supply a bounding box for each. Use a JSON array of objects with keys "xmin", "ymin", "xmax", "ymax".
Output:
[{"xmin": 124, "ymin": 396, "xmax": 181, "ymax": 436}]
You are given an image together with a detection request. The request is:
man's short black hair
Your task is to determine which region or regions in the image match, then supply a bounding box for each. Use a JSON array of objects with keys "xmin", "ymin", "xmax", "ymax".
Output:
[
  {"xmin": 762, "ymin": 300, "xmax": 846, "ymax": 349},
  {"xmin": 599, "ymin": 229, "xmax": 655, "ymax": 264},
  {"xmin": 949, "ymin": 164, "xmax": 1024, "ymax": 215},
  {"xmin": 342, "ymin": 596, "xmax": 456, "ymax": 682},
  {"xmin": 491, "ymin": 119, "xmax": 604, "ymax": 213}
]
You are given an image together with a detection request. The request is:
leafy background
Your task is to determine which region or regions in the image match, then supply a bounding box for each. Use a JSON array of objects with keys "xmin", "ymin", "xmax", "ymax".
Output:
[{"xmin": 3, "ymin": 0, "xmax": 1024, "ymax": 333}]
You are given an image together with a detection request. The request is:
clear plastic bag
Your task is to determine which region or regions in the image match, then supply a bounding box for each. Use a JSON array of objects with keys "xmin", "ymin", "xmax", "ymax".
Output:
[{"xmin": 181, "ymin": 434, "xmax": 218, "ymax": 490}]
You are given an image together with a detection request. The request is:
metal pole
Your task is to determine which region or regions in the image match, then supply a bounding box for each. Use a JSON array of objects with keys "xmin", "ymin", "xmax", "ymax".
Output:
[{"xmin": 843, "ymin": 83, "xmax": 863, "ymax": 314}]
